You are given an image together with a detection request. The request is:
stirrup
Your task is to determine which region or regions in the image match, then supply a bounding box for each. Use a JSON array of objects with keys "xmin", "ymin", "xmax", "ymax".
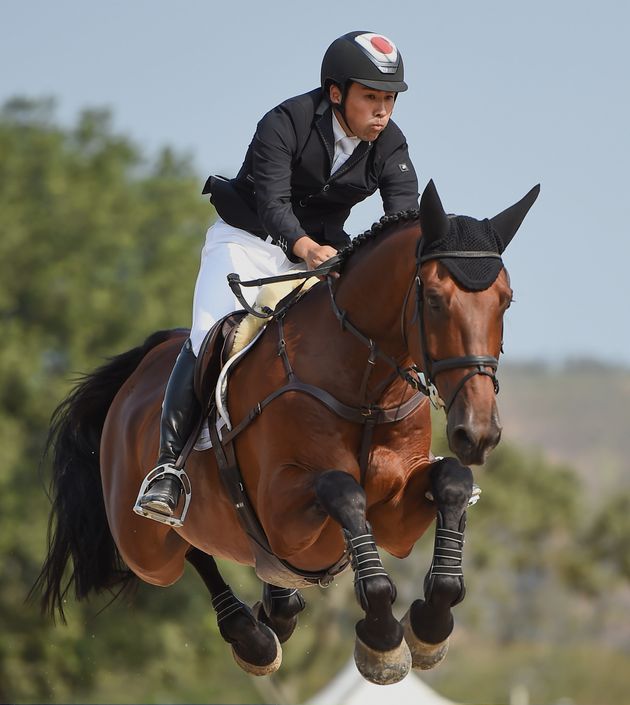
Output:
[{"xmin": 133, "ymin": 463, "xmax": 192, "ymax": 528}]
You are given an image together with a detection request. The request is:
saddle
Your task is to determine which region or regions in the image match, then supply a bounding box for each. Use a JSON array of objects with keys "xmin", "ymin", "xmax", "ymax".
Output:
[
  {"xmin": 193, "ymin": 311, "xmax": 246, "ymax": 414},
  {"xmin": 192, "ymin": 275, "xmax": 319, "ymax": 425}
]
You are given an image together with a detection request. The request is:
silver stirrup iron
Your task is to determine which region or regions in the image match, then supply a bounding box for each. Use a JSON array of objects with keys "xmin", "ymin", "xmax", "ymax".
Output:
[{"xmin": 133, "ymin": 464, "xmax": 192, "ymax": 528}]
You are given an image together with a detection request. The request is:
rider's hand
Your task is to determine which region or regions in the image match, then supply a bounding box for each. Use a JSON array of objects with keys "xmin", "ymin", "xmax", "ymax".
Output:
[{"xmin": 292, "ymin": 236, "xmax": 339, "ymax": 277}]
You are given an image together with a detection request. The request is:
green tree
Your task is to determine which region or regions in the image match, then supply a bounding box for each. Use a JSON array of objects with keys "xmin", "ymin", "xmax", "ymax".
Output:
[
  {"xmin": 0, "ymin": 97, "xmax": 262, "ymax": 703},
  {"xmin": 1, "ymin": 97, "xmax": 628, "ymax": 705}
]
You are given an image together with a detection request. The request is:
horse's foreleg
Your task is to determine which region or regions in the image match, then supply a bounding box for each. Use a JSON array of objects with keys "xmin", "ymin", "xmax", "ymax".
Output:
[
  {"xmin": 402, "ymin": 457, "xmax": 472, "ymax": 670},
  {"xmin": 253, "ymin": 584, "xmax": 305, "ymax": 644},
  {"xmin": 186, "ymin": 548, "xmax": 282, "ymax": 676},
  {"xmin": 314, "ymin": 470, "xmax": 411, "ymax": 685}
]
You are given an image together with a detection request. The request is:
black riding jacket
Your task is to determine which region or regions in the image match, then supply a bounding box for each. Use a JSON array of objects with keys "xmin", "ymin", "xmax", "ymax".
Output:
[{"xmin": 203, "ymin": 88, "xmax": 419, "ymax": 260}]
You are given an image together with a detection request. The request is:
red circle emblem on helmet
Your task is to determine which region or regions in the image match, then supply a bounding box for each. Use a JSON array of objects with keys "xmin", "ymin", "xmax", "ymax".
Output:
[{"xmin": 371, "ymin": 36, "xmax": 393, "ymax": 55}]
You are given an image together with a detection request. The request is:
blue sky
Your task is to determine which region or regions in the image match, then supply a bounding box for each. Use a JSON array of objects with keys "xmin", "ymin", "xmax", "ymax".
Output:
[{"xmin": 2, "ymin": 0, "xmax": 629, "ymax": 364}]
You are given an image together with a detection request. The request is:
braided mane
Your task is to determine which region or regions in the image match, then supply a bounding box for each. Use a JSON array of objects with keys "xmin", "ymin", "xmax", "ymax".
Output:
[{"xmin": 339, "ymin": 209, "xmax": 420, "ymax": 264}]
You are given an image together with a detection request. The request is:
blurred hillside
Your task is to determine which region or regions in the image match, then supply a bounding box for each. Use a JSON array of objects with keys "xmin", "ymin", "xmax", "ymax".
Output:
[{"xmin": 498, "ymin": 361, "xmax": 630, "ymax": 501}]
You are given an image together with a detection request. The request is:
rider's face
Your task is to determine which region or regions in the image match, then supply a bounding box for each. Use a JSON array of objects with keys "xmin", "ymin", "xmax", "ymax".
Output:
[{"xmin": 329, "ymin": 82, "xmax": 396, "ymax": 142}]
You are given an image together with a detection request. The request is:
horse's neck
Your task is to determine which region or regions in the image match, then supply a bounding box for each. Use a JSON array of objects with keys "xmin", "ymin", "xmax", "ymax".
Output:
[
  {"xmin": 290, "ymin": 223, "xmax": 420, "ymax": 405},
  {"xmin": 335, "ymin": 223, "xmax": 419, "ymax": 349}
]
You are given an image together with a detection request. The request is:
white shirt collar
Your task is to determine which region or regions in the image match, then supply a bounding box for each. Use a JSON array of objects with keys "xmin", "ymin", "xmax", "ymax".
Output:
[{"xmin": 331, "ymin": 110, "xmax": 361, "ymax": 151}]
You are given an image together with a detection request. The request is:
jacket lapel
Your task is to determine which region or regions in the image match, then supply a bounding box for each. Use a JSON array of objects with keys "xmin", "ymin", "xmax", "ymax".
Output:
[
  {"xmin": 331, "ymin": 140, "xmax": 371, "ymax": 180},
  {"xmin": 314, "ymin": 103, "xmax": 335, "ymax": 168}
]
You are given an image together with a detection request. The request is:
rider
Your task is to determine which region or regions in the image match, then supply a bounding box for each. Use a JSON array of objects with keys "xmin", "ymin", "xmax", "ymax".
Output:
[{"xmin": 135, "ymin": 31, "xmax": 420, "ymax": 525}]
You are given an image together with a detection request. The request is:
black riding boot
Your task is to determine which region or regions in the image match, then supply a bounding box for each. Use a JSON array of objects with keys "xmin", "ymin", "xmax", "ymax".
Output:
[{"xmin": 138, "ymin": 338, "xmax": 200, "ymax": 519}]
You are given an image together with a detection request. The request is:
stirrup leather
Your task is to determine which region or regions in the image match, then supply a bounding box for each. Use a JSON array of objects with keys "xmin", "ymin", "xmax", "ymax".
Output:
[{"xmin": 133, "ymin": 463, "xmax": 192, "ymax": 528}]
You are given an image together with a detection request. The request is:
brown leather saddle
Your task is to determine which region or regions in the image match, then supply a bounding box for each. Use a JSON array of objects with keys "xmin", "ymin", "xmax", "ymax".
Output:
[{"xmin": 193, "ymin": 311, "xmax": 247, "ymax": 414}]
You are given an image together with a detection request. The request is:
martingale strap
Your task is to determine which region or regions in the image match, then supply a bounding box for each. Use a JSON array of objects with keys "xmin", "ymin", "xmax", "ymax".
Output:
[
  {"xmin": 209, "ymin": 320, "xmax": 425, "ymax": 588},
  {"xmin": 211, "ymin": 262, "xmax": 426, "ymax": 587},
  {"xmin": 209, "ymin": 406, "xmax": 351, "ymax": 588}
]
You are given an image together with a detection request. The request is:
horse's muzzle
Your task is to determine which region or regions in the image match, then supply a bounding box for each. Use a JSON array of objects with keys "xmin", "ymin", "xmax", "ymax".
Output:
[{"xmin": 446, "ymin": 410, "xmax": 502, "ymax": 466}]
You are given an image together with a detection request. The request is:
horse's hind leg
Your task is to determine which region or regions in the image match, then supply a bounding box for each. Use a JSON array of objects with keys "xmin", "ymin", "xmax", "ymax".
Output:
[
  {"xmin": 315, "ymin": 470, "xmax": 411, "ymax": 685},
  {"xmin": 253, "ymin": 584, "xmax": 305, "ymax": 644},
  {"xmin": 401, "ymin": 457, "xmax": 472, "ymax": 670},
  {"xmin": 186, "ymin": 548, "xmax": 282, "ymax": 676}
]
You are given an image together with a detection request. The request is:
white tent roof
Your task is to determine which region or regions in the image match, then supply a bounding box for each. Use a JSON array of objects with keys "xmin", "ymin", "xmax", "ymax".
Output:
[{"xmin": 304, "ymin": 658, "xmax": 457, "ymax": 705}]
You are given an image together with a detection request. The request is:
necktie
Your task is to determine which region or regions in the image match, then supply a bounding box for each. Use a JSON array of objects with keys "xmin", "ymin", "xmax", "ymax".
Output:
[
  {"xmin": 332, "ymin": 136, "xmax": 356, "ymax": 174},
  {"xmin": 339, "ymin": 136, "xmax": 355, "ymax": 156}
]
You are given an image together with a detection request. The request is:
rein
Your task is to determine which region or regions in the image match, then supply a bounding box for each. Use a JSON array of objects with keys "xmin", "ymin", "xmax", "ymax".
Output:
[
  {"xmin": 227, "ymin": 235, "xmax": 502, "ymax": 414},
  {"xmin": 227, "ymin": 255, "xmax": 343, "ymax": 319},
  {"xmin": 322, "ymin": 238, "xmax": 502, "ymax": 413}
]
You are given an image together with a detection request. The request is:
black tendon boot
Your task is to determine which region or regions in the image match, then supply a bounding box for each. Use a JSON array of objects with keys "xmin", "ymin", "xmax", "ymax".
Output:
[{"xmin": 135, "ymin": 338, "xmax": 200, "ymax": 525}]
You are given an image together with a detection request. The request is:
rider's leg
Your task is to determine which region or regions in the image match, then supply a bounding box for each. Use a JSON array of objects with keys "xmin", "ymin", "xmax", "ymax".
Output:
[
  {"xmin": 138, "ymin": 338, "xmax": 200, "ymax": 517},
  {"xmin": 136, "ymin": 221, "xmax": 306, "ymax": 524}
]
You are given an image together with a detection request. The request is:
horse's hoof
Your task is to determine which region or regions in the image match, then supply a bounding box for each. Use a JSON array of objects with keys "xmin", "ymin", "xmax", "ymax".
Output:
[
  {"xmin": 400, "ymin": 608, "xmax": 449, "ymax": 670},
  {"xmin": 354, "ymin": 634, "xmax": 411, "ymax": 685},
  {"xmin": 231, "ymin": 626, "xmax": 282, "ymax": 676}
]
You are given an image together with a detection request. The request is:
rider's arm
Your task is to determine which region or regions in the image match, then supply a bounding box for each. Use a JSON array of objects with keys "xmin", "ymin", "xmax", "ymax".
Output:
[
  {"xmin": 251, "ymin": 105, "xmax": 307, "ymax": 260},
  {"xmin": 378, "ymin": 137, "xmax": 420, "ymax": 215}
]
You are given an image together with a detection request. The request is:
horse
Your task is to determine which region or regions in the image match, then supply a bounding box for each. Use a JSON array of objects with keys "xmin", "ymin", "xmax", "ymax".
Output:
[{"xmin": 35, "ymin": 180, "xmax": 539, "ymax": 685}]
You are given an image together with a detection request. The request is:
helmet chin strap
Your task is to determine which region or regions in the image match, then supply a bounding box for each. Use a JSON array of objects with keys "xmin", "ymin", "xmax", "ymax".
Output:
[
  {"xmin": 330, "ymin": 81, "xmax": 351, "ymax": 132},
  {"xmin": 333, "ymin": 103, "xmax": 349, "ymax": 130}
]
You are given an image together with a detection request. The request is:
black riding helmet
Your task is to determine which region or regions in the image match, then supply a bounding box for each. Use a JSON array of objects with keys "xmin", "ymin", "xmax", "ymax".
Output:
[{"xmin": 321, "ymin": 31, "xmax": 408, "ymax": 95}]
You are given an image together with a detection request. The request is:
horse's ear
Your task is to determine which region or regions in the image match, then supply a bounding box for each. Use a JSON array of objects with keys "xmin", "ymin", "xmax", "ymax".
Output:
[
  {"xmin": 419, "ymin": 179, "xmax": 450, "ymax": 244},
  {"xmin": 490, "ymin": 184, "xmax": 540, "ymax": 251}
]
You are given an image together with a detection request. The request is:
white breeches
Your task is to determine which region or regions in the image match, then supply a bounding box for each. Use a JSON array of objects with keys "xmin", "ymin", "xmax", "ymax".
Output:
[{"xmin": 190, "ymin": 219, "xmax": 307, "ymax": 356}]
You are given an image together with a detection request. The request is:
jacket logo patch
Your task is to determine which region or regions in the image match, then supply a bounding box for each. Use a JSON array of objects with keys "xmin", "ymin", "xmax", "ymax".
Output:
[{"xmin": 398, "ymin": 163, "xmax": 409, "ymax": 173}]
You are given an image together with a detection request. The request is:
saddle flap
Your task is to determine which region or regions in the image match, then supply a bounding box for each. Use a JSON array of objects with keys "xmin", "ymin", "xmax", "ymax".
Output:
[{"xmin": 194, "ymin": 312, "xmax": 246, "ymax": 412}]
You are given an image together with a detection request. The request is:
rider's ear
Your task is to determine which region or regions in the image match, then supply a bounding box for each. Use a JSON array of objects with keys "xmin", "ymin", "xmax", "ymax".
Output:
[
  {"xmin": 419, "ymin": 180, "xmax": 450, "ymax": 244},
  {"xmin": 490, "ymin": 184, "xmax": 541, "ymax": 252},
  {"xmin": 329, "ymin": 84, "xmax": 342, "ymax": 105}
]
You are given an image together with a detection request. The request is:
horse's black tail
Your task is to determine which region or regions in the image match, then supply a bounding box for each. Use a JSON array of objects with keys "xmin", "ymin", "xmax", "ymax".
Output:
[{"xmin": 33, "ymin": 329, "xmax": 185, "ymax": 622}]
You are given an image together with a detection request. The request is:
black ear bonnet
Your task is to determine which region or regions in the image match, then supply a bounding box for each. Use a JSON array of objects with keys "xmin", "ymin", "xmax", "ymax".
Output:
[
  {"xmin": 419, "ymin": 180, "xmax": 540, "ymax": 291},
  {"xmin": 424, "ymin": 215, "xmax": 505, "ymax": 291}
]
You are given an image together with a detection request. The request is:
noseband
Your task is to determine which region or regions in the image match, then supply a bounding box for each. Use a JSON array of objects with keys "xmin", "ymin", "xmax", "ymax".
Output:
[{"xmin": 408, "ymin": 238, "xmax": 502, "ymax": 412}]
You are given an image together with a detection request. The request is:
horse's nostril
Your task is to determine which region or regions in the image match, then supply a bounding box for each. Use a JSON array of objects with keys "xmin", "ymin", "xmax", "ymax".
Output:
[{"xmin": 451, "ymin": 426, "xmax": 473, "ymax": 453}]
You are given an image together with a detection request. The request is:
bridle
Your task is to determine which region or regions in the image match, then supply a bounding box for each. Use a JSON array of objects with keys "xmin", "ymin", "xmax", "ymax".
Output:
[
  {"xmin": 325, "ymin": 236, "xmax": 502, "ymax": 414},
  {"xmin": 404, "ymin": 236, "xmax": 502, "ymax": 412},
  {"xmin": 228, "ymin": 234, "xmax": 504, "ymax": 414}
]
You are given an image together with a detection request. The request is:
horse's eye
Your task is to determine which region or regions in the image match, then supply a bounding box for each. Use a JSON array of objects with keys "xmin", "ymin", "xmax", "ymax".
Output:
[{"xmin": 425, "ymin": 294, "xmax": 441, "ymax": 311}]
